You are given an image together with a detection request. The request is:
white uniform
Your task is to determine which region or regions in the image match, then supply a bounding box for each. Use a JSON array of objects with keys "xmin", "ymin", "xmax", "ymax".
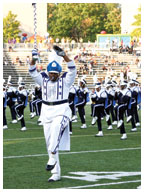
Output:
[{"xmin": 29, "ymin": 60, "xmax": 76, "ymax": 177}]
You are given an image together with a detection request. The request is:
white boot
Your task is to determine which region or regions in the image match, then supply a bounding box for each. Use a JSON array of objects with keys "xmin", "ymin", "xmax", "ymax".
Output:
[
  {"xmin": 106, "ymin": 114, "xmax": 110, "ymax": 122},
  {"xmin": 131, "ymin": 128, "xmax": 137, "ymax": 132},
  {"xmin": 20, "ymin": 127, "xmax": 27, "ymax": 131},
  {"xmin": 112, "ymin": 121, "xmax": 117, "ymax": 125},
  {"xmin": 136, "ymin": 122, "xmax": 140, "ymax": 127},
  {"xmin": 126, "ymin": 115, "xmax": 132, "ymax": 123},
  {"xmin": 18, "ymin": 115, "xmax": 23, "ymax": 121},
  {"xmin": 91, "ymin": 116, "xmax": 97, "ymax": 125},
  {"xmin": 48, "ymin": 173, "xmax": 60, "ymax": 182},
  {"xmin": 107, "ymin": 125, "xmax": 113, "ymax": 130},
  {"xmin": 30, "ymin": 112, "xmax": 36, "ymax": 119},
  {"xmin": 46, "ymin": 153, "xmax": 57, "ymax": 171},
  {"xmin": 80, "ymin": 124, "xmax": 87, "ymax": 129},
  {"xmin": 3, "ymin": 125, "xmax": 8, "ymax": 129},
  {"xmin": 11, "ymin": 119, "xmax": 17, "ymax": 124},
  {"xmin": 121, "ymin": 133, "xmax": 127, "ymax": 140},
  {"xmin": 117, "ymin": 119, "xmax": 123, "ymax": 128},
  {"xmin": 48, "ymin": 152, "xmax": 61, "ymax": 181},
  {"xmin": 95, "ymin": 131, "xmax": 103, "ymax": 137}
]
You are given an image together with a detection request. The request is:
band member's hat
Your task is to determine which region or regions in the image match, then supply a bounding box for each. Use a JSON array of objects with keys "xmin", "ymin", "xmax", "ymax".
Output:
[
  {"xmin": 47, "ymin": 51, "xmax": 63, "ymax": 73},
  {"xmin": 95, "ymin": 82, "xmax": 101, "ymax": 88}
]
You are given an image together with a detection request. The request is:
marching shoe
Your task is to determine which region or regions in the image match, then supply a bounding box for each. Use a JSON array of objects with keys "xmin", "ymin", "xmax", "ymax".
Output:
[
  {"xmin": 91, "ymin": 116, "xmax": 98, "ymax": 125},
  {"xmin": 18, "ymin": 115, "xmax": 23, "ymax": 121},
  {"xmin": 126, "ymin": 115, "xmax": 132, "ymax": 123},
  {"xmin": 11, "ymin": 119, "xmax": 17, "ymax": 124},
  {"xmin": 112, "ymin": 121, "xmax": 117, "ymax": 125},
  {"xmin": 38, "ymin": 121, "xmax": 43, "ymax": 126},
  {"xmin": 69, "ymin": 131, "xmax": 72, "ymax": 135},
  {"xmin": 72, "ymin": 119, "xmax": 77, "ymax": 122},
  {"xmin": 72, "ymin": 115, "xmax": 77, "ymax": 121},
  {"xmin": 95, "ymin": 131, "xmax": 103, "ymax": 137},
  {"xmin": 3, "ymin": 125, "xmax": 8, "ymax": 129},
  {"xmin": 117, "ymin": 120, "xmax": 123, "ymax": 128},
  {"xmin": 46, "ymin": 155, "xmax": 57, "ymax": 171},
  {"xmin": 131, "ymin": 128, "xmax": 137, "ymax": 132},
  {"xmin": 80, "ymin": 124, "xmax": 87, "ymax": 129},
  {"xmin": 106, "ymin": 115, "xmax": 110, "ymax": 122},
  {"xmin": 107, "ymin": 125, "xmax": 113, "ymax": 130},
  {"xmin": 20, "ymin": 127, "xmax": 27, "ymax": 131},
  {"xmin": 30, "ymin": 112, "xmax": 36, "ymax": 119},
  {"xmin": 72, "ymin": 115, "xmax": 78, "ymax": 122},
  {"xmin": 48, "ymin": 174, "xmax": 60, "ymax": 182},
  {"xmin": 136, "ymin": 122, "xmax": 140, "ymax": 127},
  {"xmin": 120, "ymin": 133, "xmax": 127, "ymax": 140}
]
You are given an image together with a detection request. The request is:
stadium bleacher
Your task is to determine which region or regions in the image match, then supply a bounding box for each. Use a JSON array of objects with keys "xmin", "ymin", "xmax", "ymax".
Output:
[{"xmin": 3, "ymin": 44, "xmax": 141, "ymax": 90}]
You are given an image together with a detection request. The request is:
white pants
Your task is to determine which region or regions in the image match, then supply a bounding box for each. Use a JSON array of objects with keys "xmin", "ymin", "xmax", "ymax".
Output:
[{"xmin": 43, "ymin": 115, "xmax": 69, "ymax": 175}]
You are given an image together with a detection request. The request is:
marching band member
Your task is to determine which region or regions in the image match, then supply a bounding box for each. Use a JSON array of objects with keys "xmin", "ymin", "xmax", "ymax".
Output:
[
  {"xmin": 6, "ymin": 81, "xmax": 18, "ymax": 123},
  {"xmin": 14, "ymin": 82, "xmax": 28, "ymax": 131},
  {"xmin": 29, "ymin": 83, "xmax": 42, "ymax": 119},
  {"xmin": 68, "ymin": 84, "xmax": 77, "ymax": 122},
  {"xmin": 29, "ymin": 46, "xmax": 76, "ymax": 182},
  {"xmin": 91, "ymin": 82, "xmax": 107, "ymax": 137},
  {"xmin": 115, "ymin": 80, "xmax": 132, "ymax": 140},
  {"xmin": 75, "ymin": 78, "xmax": 89, "ymax": 129},
  {"xmin": 3, "ymin": 84, "xmax": 8, "ymax": 129}
]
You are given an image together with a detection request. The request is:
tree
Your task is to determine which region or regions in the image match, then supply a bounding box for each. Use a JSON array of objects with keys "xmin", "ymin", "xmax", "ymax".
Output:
[
  {"xmin": 47, "ymin": 3, "xmax": 121, "ymax": 42},
  {"xmin": 3, "ymin": 11, "xmax": 21, "ymax": 43},
  {"xmin": 131, "ymin": 7, "xmax": 141, "ymax": 39},
  {"xmin": 104, "ymin": 5, "xmax": 121, "ymax": 34}
]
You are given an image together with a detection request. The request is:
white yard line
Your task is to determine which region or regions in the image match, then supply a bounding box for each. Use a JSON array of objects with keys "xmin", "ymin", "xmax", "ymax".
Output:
[
  {"xmin": 3, "ymin": 132, "xmax": 140, "ymax": 141},
  {"xmin": 3, "ymin": 147, "xmax": 140, "ymax": 159},
  {"xmin": 60, "ymin": 180, "xmax": 141, "ymax": 189}
]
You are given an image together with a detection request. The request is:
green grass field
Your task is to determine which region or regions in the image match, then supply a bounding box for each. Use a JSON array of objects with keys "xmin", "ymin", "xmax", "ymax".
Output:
[{"xmin": 3, "ymin": 105, "xmax": 141, "ymax": 189}]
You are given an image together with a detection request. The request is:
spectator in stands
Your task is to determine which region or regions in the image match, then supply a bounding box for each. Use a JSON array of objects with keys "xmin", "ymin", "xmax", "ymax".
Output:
[
  {"xmin": 89, "ymin": 63, "xmax": 94, "ymax": 75},
  {"xmin": 71, "ymin": 39, "xmax": 76, "ymax": 49},
  {"xmin": 26, "ymin": 56, "xmax": 30, "ymax": 65},
  {"xmin": 104, "ymin": 56, "xmax": 109, "ymax": 65},
  {"xmin": 137, "ymin": 60, "xmax": 141, "ymax": 68},
  {"xmin": 93, "ymin": 72, "xmax": 97, "ymax": 85},
  {"xmin": 16, "ymin": 56, "xmax": 20, "ymax": 64},
  {"xmin": 135, "ymin": 57, "xmax": 139, "ymax": 65},
  {"xmin": 111, "ymin": 57, "xmax": 116, "ymax": 65},
  {"xmin": 102, "ymin": 64, "xmax": 108, "ymax": 71},
  {"xmin": 9, "ymin": 46, "xmax": 13, "ymax": 52},
  {"xmin": 19, "ymin": 59, "xmax": 23, "ymax": 66}
]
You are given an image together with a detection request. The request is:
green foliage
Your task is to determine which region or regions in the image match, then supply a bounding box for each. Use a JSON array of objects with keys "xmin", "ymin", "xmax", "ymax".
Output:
[
  {"xmin": 104, "ymin": 7, "xmax": 121, "ymax": 34},
  {"xmin": 3, "ymin": 11, "xmax": 21, "ymax": 43},
  {"xmin": 47, "ymin": 3, "xmax": 121, "ymax": 42},
  {"xmin": 131, "ymin": 7, "xmax": 141, "ymax": 38}
]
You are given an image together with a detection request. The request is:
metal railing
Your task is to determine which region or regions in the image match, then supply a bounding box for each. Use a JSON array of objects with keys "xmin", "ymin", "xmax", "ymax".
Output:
[{"xmin": 3, "ymin": 42, "xmax": 141, "ymax": 51}]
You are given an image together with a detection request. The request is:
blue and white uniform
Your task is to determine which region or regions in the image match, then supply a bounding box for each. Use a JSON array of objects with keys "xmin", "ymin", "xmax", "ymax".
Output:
[
  {"xmin": 29, "ymin": 61, "xmax": 76, "ymax": 124},
  {"xmin": 14, "ymin": 86, "xmax": 28, "ymax": 129},
  {"xmin": 29, "ymin": 59, "xmax": 76, "ymax": 179},
  {"xmin": 7, "ymin": 85, "xmax": 17, "ymax": 121}
]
